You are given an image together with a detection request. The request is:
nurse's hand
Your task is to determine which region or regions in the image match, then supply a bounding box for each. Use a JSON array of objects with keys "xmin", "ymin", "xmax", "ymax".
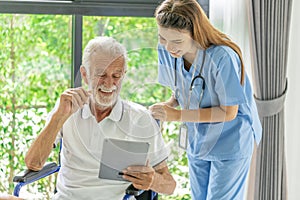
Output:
[{"xmin": 149, "ymin": 103, "xmax": 180, "ymax": 122}]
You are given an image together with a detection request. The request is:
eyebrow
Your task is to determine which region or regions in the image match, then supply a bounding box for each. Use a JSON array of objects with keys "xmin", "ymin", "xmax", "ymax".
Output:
[
  {"xmin": 158, "ymin": 34, "xmax": 165, "ymax": 39},
  {"xmin": 95, "ymin": 68, "xmax": 124, "ymax": 74},
  {"xmin": 159, "ymin": 34, "xmax": 183, "ymax": 42},
  {"xmin": 114, "ymin": 69, "xmax": 124, "ymax": 74}
]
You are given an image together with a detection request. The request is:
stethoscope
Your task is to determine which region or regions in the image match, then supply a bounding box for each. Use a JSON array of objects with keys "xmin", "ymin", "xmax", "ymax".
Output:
[{"xmin": 174, "ymin": 50, "xmax": 206, "ymax": 109}]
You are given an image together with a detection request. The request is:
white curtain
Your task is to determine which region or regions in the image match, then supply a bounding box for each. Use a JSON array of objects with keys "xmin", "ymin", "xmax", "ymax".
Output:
[
  {"xmin": 286, "ymin": 1, "xmax": 300, "ymax": 199},
  {"xmin": 209, "ymin": 0, "xmax": 252, "ymax": 82}
]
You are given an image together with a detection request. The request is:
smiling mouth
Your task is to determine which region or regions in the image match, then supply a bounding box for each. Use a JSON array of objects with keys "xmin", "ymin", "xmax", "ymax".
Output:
[
  {"xmin": 95, "ymin": 84, "xmax": 117, "ymax": 95},
  {"xmin": 99, "ymin": 89, "xmax": 113, "ymax": 95},
  {"xmin": 101, "ymin": 88, "xmax": 113, "ymax": 92},
  {"xmin": 97, "ymin": 87, "xmax": 116, "ymax": 96},
  {"xmin": 171, "ymin": 50, "xmax": 180, "ymax": 55},
  {"xmin": 170, "ymin": 52, "xmax": 181, "ymax": 57}
]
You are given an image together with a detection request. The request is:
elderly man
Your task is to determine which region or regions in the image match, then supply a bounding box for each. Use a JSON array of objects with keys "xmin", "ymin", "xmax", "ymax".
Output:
[{"xmin": 24, "ymin": 36, "xmax": 176, "ymax": 200}]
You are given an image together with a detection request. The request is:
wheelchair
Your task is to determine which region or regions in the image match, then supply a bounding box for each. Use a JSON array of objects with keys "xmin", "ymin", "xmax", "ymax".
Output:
[{"xmin": 13, "ymin": 139, "xmax": 158, "ymax": 200}]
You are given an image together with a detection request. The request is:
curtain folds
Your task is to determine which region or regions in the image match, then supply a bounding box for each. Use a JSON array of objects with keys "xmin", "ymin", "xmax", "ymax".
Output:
[{"xmin": 248, "ymin": 0, "xmax": 293, "ymax": 199}]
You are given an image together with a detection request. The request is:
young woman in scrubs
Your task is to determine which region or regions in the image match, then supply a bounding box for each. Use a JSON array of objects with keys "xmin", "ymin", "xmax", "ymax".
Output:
[{"xmin": 149, "ymin": 0, "xmax": 262, "ymax": 199}]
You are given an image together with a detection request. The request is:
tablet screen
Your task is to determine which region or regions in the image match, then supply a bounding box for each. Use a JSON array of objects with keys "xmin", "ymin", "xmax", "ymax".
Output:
[{"xmin": 98, "ymin": 138, "xmax": 150, "ymax": 181}]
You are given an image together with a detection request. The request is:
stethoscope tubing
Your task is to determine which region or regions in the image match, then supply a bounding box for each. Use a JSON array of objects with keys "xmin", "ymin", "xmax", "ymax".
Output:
[{"xmin": 174, "ymin": 50, "xmax": 206, "ymax": 108}]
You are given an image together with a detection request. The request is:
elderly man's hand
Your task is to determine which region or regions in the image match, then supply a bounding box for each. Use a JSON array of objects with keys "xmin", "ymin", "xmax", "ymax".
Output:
[
  {"xmin": 55, "ymin": 87, "xmax": 90, "ymax": 119},
  {"xmin": 121, "ymin": 161, "xmax": 155, "ymax": 191}
]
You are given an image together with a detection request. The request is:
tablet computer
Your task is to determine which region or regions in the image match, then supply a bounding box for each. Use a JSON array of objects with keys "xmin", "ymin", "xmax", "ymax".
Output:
[{"xmin": 98, "ymin": 138, "xmax": 150, "ymax": 181}]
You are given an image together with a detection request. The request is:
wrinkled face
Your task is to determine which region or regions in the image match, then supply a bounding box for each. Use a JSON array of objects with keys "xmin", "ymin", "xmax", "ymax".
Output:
[
  {"xmin": 158, "ymin": 26, "xmax": 196, "ymax": 58},
  {"xmin": 88, "ymin": 55, "xmax": 125, "ymax": 108}
]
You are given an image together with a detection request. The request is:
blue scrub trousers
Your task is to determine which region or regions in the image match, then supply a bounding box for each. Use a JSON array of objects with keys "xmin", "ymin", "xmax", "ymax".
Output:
[{"xmin": 188, "ymin": 155, "xmax": 252, "ymax": 200}]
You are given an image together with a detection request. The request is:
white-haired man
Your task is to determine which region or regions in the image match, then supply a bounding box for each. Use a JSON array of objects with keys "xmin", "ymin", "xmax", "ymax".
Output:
[{"xmin": 25, "ymin": 36, "xmax": 176, "ymax": 200}]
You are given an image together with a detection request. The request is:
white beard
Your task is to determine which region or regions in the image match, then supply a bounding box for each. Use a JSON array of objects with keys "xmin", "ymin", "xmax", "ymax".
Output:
[{"xmin": 91, "ymin": 84, "xmax": 118, "ymax": 108}]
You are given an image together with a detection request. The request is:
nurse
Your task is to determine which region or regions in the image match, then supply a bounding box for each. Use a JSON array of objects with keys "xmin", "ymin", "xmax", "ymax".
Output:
[{"xmin": 149, "ymin": 0, "xmax": 262, "ymax": 199}]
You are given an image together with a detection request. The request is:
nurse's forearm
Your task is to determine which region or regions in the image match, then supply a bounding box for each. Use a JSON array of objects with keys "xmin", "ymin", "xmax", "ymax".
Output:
[{"xmin": 178, "ymin": 105, "xmax": 238, "ymax": 123}]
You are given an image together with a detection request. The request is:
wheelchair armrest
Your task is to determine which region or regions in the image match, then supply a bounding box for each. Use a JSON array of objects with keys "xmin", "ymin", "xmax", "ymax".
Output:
[
  {"xmin": 13, "ymin": 162, "xmax": 60, "ymax": 197},
  {"xmin": 124, "ymin": 184, "xmax": 158, "ymax": 200},
  {"xmin": 125, "ymin": 184, "xmax": 145, "ymax": 196},
  {"xmin": 13, "ymin": 162, "xmax": 59, "ymax": 183}
]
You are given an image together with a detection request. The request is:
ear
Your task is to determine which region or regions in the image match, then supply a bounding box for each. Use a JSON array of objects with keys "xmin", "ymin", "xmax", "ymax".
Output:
[{"xmin": 80, "ymin": 66, "xmax": 89, "ymax": 85}]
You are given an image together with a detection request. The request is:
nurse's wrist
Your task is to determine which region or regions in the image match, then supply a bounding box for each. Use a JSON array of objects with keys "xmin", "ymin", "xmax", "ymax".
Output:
[
  {"xmin": 177, "ymin": 110, "xmax": 183, "ymax": 121},
  {"xmin": 180, "ymin": 109, "xmax": 197, "ymax": 122}
]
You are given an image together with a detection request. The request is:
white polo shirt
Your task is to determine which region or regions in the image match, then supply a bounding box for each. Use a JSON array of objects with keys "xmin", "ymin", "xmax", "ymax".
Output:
[{"xmin": 51, "ymin": 98, "xmax": 169, "ymax": 200}]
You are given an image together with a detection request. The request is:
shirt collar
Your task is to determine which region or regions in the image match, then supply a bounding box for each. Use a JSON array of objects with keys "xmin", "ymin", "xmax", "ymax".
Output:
[{"xmin": 81, "ymin": 98, "xmax": 123, "ymax": 122}]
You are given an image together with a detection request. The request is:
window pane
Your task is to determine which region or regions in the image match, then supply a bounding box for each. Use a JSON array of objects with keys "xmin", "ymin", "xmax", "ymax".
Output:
[
  {"xmin": 82, "ymin": 16, "xmax": 172, "ymax": 106},
  {"xmin": 0, "ymin": 14, "xmax": 71, "ymax": 198}
]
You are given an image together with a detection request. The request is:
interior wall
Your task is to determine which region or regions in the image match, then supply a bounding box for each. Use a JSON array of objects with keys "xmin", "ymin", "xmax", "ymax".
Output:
[{"xmin": 286, "ymin": 0, "xmax": 300, "ymax": 199}]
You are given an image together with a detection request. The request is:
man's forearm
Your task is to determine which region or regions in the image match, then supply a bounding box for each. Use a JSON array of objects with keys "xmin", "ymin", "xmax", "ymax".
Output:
[
  {"xmin": 25, "ymin": 113, "xmax": 66, "ymax": 171},
  {"xmin": 150, "ymin": 169, "xmax": 176, "ymax": 195},
  {"xmin": 150, "ymin": 162, "xmax": 176, "ymax": 195}
]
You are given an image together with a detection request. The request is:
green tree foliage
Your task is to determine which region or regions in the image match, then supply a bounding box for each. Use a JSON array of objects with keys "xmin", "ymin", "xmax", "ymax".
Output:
[
  {"xmin": 0, "ymin": 14, "xmax": 71, "ymax": 198},
  {"xmin": 0, "ymin": 14, "xmax": 190, "ymax": 199}
]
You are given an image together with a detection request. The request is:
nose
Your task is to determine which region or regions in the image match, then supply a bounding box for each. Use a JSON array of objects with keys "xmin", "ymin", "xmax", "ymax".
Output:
[
  {"xmin": 165, "ymin": 42, "xmax": 176, "ymax": 53},
  {"xmin": 98, "ymin": 76, "xmax": 115, "ymax": 88}
]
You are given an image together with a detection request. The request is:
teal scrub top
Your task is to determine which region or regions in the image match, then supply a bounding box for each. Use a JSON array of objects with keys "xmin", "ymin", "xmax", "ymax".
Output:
[{"xmin": 157, "ymin": 44, "xmax": 262, "ymax": 160}]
